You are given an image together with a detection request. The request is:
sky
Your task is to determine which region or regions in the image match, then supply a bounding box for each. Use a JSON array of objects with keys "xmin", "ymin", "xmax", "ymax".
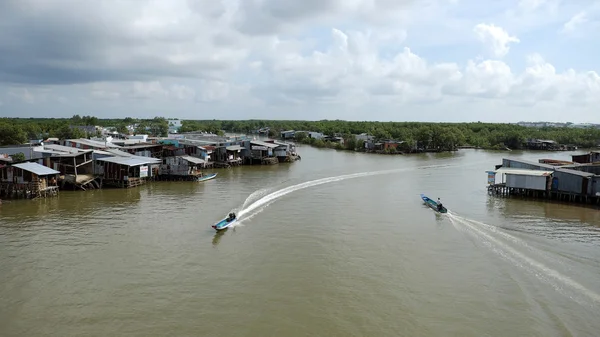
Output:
[{"xmin": 0, "ymin": 0, "xmax": 598, "ymax": 123}]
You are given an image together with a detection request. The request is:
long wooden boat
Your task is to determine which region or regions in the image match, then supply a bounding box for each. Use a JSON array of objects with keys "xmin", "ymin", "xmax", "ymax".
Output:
[{"xmin": 420, "ymin": 194, "xmax": 448, "ymax": 213}]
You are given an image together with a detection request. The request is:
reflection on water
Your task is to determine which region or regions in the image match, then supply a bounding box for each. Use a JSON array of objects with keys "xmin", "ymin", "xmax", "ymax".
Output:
[
  {"xmin": 500, "ymin": 198, "xmax": 600, "ymax": 225},
  {"xmin": 0, "ymin": 188, "xmax": 143, "ymax": 225},
  {"xmin": 485, "ymin": 196, "xmax": 600, "ymax": 244},
  {"xmin": 212, "ymin": 229, "xmax": 227, "ymax": 247}
]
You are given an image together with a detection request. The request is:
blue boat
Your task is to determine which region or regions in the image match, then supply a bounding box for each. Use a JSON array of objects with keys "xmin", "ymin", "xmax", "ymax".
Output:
[
  {"xmin": 212, "ymin": 212, "xmax": 237, "ymax": 231},
  {"xmin": 420, "ymin": 194, "xmax": 448, "ymax": 213},
  {"xmin": 196, "ymin": 173, "xmax": 217, "ymax": 182}
]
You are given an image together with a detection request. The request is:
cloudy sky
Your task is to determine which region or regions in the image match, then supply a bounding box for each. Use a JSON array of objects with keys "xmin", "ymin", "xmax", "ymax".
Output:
[{"xmin": 0, "ymin": 0, "xmax": 598, "ymax": 122}]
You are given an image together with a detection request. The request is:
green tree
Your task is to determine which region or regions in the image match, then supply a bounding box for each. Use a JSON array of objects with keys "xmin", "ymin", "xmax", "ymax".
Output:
[
  {"xmin": 51, "ymin": 125, "xmax": 85, "ymax": 140},
  {"xmin": 343, "ymin": 134, "xmax": 357, "ymax": 150},
  {"xmin": 294, "ymin": 132, "xmax": 308, "ymax": 142},
  {"xmin": 10, "ymin": 152, "xmax": 26, "ymax": 162},
  {"xmin": 148, "ymin": 117, "xmax": 169, "ymax": 137},
  {"xmin": 0, "ymin": 123, "xmax": 27, "ymax": 145},
  {"xmin": 116, "ymin": 124, "xmax": 129, "ymax": 134}
]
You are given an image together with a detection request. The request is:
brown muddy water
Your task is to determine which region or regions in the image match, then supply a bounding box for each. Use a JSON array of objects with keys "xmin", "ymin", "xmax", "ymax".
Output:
[{"xmin": 1, "ymin": 147, "xmax": 599, "ymax": 337}]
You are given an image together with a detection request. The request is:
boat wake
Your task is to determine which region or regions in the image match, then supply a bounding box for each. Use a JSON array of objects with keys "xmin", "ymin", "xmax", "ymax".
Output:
[
  {"xmin": 229, "ymin": 163, "xmax": 459, "ymax": 228},
  {"xmin": 446, "ymin": 211, "xmax": 600, "ymax": 307}
]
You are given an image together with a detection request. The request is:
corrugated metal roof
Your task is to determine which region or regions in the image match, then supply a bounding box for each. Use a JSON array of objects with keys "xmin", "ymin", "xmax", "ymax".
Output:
[
  {"xmin": 495, "ymin": 168, "xmax": 553, "ymax": 176},
  {"xmin": 12, "ymin": 162, "xmax": 60, "ymax": 175},
  {"xmin": 250, "ymin": 140, "xmax": 280, "ymax": 149},
  {"xmin": 105, "ymin": 149, "xmax": 133, "ymax": 157},
  {"xmin": 44, "ymin": 144, "xmax": 87, "ymax": 153},
  {"xmin": 503, "ymin": 157, "xmax": 555, "ymax": 170},
  {"xmin": 92, "ymin": 150, "xmax": 113, "ymax": 156},
  {"xmin": 121, "ymin": 143, "xmax": 162, "ymax": 150},
  {"xmin": 178, "ymin": 155, "xmax": 205, "ymax": 164},
  {"xmin": 555, "ymin": 168, "xmax": 596, "ymax": 177},
  {"xmin": 67, "ymin": 138, "xmax": 122, "ymax": 148},
  {"xmin": 226, "ymin": 145, "xmax": 244, "ymax": 151},
  {"xmin": 96, "ymin": 156, "xmax": 161, "ymax": 166}
]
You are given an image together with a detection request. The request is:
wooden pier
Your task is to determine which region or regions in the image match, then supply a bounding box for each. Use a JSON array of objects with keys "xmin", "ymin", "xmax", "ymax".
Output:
[
  {"xmin": 487, "ymin": 183, "xmax": 600, "ymax": 205},
  {"xmin": 101, "ymin": 177, "xmax": 145, "ymax": 188},
  {"xmin": 0, "ymin": 181, "xmax": 59, "ymax": 199}
]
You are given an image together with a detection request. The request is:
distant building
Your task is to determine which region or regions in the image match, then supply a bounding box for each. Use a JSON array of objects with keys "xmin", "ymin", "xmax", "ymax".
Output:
[
  {"xmin": 280, "ymin": 130, "xmax": 295, "ymax": 139},
  {"xmin": 307, "ymin": 132, "xmax": 324, "ymax": 140},
  {"xmin": 355, "ymin": 133, "xmax": 374, "ymax": 142},
  {"xmin": 168, "ymin": 119, "xmax": 182, "ymax": 133}
]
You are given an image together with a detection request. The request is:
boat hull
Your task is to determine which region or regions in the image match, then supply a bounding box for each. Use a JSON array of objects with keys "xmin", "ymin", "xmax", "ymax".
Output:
[
  {"xmin": 197, "ymin": 173, "xmax": 217, "ymax": 182},
  {"xmin": 420, "ymin": 194, "xmax": 448, "ymax": 213},
  {"xmin": 212, "ymin": 217, "xmax": 236, "ymax": 231}
]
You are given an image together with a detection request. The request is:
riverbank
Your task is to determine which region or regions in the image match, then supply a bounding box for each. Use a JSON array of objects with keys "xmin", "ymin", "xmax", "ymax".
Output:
[{"xmin": 0, "ymin": 135, "xmax": 301, "ymax": 201}]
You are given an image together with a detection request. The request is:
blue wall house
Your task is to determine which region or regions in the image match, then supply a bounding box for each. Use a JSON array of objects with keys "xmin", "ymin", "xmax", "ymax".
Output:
[{"xmin": 552, "ymin": 168, "xmax": 595, "ymax": 195}]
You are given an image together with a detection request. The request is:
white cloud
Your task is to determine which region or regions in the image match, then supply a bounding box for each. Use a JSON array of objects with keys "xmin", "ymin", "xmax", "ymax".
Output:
[
  {"xmin": 0, "ymin": 0, "xmax": 598, "ymax": 122},
  {"xmin": 518, "ymin": 0, "xmax": 547, "ymax": 12},
  {"xmin": 562, "ymin": 11, "xmax": 588, "ymax": 33},
  {"xmin": 473, "ymin": 23, "xmax": 520, "ymax": 58}
]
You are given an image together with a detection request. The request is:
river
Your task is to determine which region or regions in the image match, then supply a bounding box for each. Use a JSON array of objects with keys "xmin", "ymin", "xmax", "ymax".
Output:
[{"xmin": 1, "ymin": 147, "xmax": 599, "ymax": 337}]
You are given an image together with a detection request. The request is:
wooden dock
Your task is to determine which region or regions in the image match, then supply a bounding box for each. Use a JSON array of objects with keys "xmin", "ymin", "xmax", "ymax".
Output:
[
  {"xmin": 0, "ymin": 181, "xmax": 59, "ymax": 199},
  {"xmin": 487, "ymin": 183, "xmax": 600, "ymax": 205},
  {"xmin": 101, "ymin": 177, "xmax": 145, "ymax": 188}
]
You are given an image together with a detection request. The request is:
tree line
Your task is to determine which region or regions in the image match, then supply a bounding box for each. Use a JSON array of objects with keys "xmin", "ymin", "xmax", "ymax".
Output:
[
  {"xmin": 0, "ymin": 116, "xmax": 169, "ymax": 146},
  {"xmin": 182, "ymin": 120, "xmax": 600, "ymax": 151},
  {"xmin": 2, "ymin": 117, "xmax": 599, "ymax": 151}
]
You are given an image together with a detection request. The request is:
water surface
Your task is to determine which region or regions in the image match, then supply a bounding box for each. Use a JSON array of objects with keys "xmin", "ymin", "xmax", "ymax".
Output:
[{"xmin": 1, "ymin": 147, "xmax": 599, "ymax": 336}]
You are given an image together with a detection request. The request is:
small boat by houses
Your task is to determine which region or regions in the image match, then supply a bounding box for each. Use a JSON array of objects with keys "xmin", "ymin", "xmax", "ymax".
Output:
[{"xmin": 196, "ymin": 172, "xmax": 217, "ymax": 182}]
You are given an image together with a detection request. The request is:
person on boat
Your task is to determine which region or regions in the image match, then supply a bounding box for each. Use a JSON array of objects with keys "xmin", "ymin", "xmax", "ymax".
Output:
[
  {"xmin": 437, "ymin": 198, "xmax": 443, "ymax": 211},
  {"xmin": 227, "ymin": 212, "xmax": 236, "ymax": 222}
]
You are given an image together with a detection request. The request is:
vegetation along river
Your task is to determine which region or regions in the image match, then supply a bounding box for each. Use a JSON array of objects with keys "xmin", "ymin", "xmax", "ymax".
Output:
[{"xmin": 1, "ymin": 146, "xmax": 600, "ymax": 337}]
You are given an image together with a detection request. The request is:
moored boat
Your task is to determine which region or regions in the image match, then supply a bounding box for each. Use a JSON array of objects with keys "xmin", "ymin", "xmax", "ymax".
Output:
[
  {"xmin": 196, "ymin": 173, "xmax": 217, "ymax": 182},
  {"xmin": 420, "ymin": 194, "xmax": 448, "ymax": 213}
]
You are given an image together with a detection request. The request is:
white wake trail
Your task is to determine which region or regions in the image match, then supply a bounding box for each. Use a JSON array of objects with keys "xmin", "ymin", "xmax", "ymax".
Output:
[
  {"xmin": 234, "ymin": 163, "xmax": 456, "ymax": 224},
  {"xmin": 447, "ymin": 213, "xmax": 600, "ymax": 307}
]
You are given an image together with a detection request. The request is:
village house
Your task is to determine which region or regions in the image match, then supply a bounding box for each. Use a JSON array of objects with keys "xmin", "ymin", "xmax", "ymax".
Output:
[
  {"xmin": 95, "ymin": 155, "xmax": 161, "ymax": 188},
  {"xmin": 168, "ymin": 119, "xmax": 182, "ymax": 133},
  {"xmin": 265, "ymin": 140, "xmax": 299, "ymax": 162},
  {"xmin": 40, "ymin": 145, "xmax": 97, "ymax": 190},
  {"xmin": 118, "ymin": 143, "xmax": 164, "ymax": 159},
  {"xmin": 225, "ymin": 144, "xmax": 244, "ymax": 166},
  {"xmin": 280, "ymin": 130, "xmax": 295, "ymax": 139},
  {"xmin": 323, "ymin": 136, "xmax": 344, "ymax": 145},
  {"xmin": 248, "ymin": 140, "xmax": 280, "ymax": 165},
  {"xmin": 355, "ymin": 133, "xmax": 375, "ymax": 142},
  {"xmin": 572, "ymin": 151, "xmax": 600, "ymax": 164},
  {"xmin": 374, "ymin": 140, "xmax": 404, "ymax": 152},
  {"xmin": 488, "ymin": 158, "xmax": 600, "ymax": 204},
  {"xmin": 177, "ymin": 139, "xmax": 212, "ymax": 162},
  {"xmin": 176, "ymin": 135, "xmax": 250, "ymax": 167},
  {"xmin": 159, "ymin": 155, "xmax": 208, "ymax": 181},
  {"xmin": 256, "ymin": 127, "xmax": 270, "ymax": 135},
  {"xmin": 524, "ymin": 139, "xmax": 560, "ymax": 151},
  {"xmin": 0, "ymin": 162, "xmax": 60, "ymax": 199}
]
